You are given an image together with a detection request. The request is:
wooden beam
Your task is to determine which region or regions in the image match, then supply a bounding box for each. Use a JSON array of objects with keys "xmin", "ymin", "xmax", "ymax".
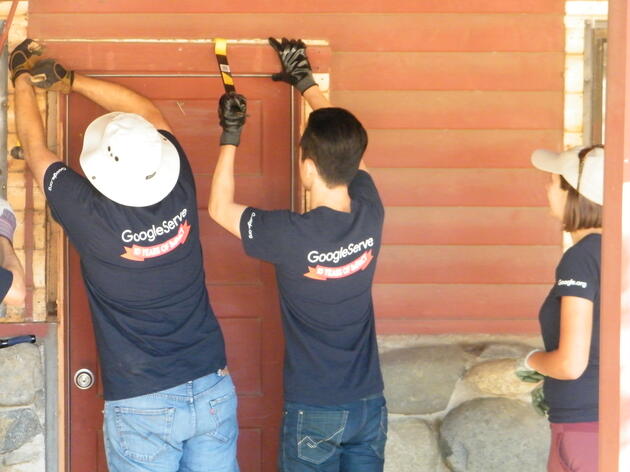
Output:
[{"xmin": 600, "ymin": 1, "xmax": 630, "ymax": 470}]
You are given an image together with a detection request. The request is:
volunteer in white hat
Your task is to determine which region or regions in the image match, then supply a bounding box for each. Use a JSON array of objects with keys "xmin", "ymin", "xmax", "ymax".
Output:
[
  {"xmin": 10, "ymin": 39, "xmax": 238, "ymax": 472},
  {"xmin": 517, "ymin": 145, "xmax": 603, "ymax": 471}
]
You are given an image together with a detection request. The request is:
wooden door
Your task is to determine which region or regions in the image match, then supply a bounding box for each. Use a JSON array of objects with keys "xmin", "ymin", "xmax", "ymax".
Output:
[{"xmin": 66, "ymin": 75, "xmax": 290, "ymax": 471}]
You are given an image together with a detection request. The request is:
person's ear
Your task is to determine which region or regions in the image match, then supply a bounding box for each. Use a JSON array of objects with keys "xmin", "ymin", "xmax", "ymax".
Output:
[{"xmin": 301, "ymin": 158, "xmax": 317, "ymax": 189}]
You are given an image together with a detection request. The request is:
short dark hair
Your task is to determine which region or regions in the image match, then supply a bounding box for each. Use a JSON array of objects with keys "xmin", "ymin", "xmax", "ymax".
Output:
[
  {"xmin": 300, "ymin": 107, "xmax": 368, "ymax": 187},
  {"xmin": 560, "ymin": 175, "xmax": 602, "ymax": 231}
]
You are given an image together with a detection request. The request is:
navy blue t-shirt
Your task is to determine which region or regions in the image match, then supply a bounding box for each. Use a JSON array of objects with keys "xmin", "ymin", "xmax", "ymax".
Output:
[
  {"xmin": 240, "ymin": 170, "xmax": 384, "ymax": 406},
  {"xmin": 44, "ymin": 130, "xmax": 226, "ymax": 401},
  {"xmin": 539, "ymin": 233, "xmax": 600, "ymax": 423},
  {"xmin": 0, "ymin": 267, "xmax": 12, "ymax": 301}
]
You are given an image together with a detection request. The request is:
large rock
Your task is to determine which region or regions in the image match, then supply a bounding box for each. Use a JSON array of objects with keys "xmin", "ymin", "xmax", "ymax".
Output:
[
  {"xmin": 440, "ymin": 398, "xmax": 549, "ymax": 472},
  {"xmin": 478, "ymin": 343, "xmax": 533, "ymax": 360},
  {"xmin": 464, "ymin": 359, "xmax": 537, "ymax": 396},
  {"xmin": 2, "ymin": 433, "xmax": 44, "ymax": 466},
  {"xmin": 385, "ymin": 418, "xmax": 447, "ymax": 472},
  {"xmin": 0, "ymin": 409, "xmax": 41, "ymax": 454},
  {"xmin": 381, "ymin": 345, "xmax": 466, "ymax": 414},
  {"xmin": 0, "ymin": 343, "xmax": 44, "ymax": 406}
]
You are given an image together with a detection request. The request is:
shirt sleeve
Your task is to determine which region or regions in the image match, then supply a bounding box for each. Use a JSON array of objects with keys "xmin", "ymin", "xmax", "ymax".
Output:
[
  {"xmin": 349, "ymin": 170, "xmax": 384, "ymax": 215},
  {"xmin": 554, "ymin": 247, "xmax": 599, "ymax": 301},
  {"xmin": 44, "ymin": 162, "xmax": 99, "ymax": 242},
  {"xmin": 239, "ymin": 207, "xmax": 294, "ymax": 264},
  {"xmin": 0, "ymin": 266, "xmax": 13, "ymax": 302}
]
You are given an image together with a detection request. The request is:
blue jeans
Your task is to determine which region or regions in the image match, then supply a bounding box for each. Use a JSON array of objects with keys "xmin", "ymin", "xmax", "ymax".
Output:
[
  {"xmin": 279, "ymin": 394, "xmax": 387, "ymax": 472},
  {"xmin": 103, "ymin": 372, "xmax": 239, "ymax": 472}
]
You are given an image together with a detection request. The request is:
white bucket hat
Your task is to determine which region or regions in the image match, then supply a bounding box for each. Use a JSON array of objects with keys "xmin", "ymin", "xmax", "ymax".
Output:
[
  {"xmin": 531, "ymin": 146, "xmax": 604, "ymax": 205},
  {"xmin": 79, "ymin": 112, "xmax": 180, "ymax": 207}
]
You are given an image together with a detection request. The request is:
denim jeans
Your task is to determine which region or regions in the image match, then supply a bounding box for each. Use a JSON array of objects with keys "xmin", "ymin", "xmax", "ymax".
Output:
[
  {"xmin": 103, "ymin": 371, "xmax": 239, "ymax": 472},
  {"xmin": 279, "ymin": 394, "xmax": 387, "ymax": 472}
]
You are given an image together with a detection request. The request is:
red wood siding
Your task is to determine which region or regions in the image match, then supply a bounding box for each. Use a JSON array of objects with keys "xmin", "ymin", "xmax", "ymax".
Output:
[{"xmin": 29, "ymin": 1, "xmax": 565, "ymax": 334}]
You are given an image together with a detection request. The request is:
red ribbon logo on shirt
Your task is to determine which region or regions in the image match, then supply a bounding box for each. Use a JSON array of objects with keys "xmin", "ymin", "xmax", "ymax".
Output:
[
  {"xmin": 121, "ymin": 222, "xmax": 191, "ymax": 261},
  {"xmin": 304, "ymin": 250, "xmax": 373, "ymax": 280}
]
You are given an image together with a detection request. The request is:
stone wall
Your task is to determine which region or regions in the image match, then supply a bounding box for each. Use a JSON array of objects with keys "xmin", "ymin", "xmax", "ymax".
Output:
[
  {"xmin": 0, "ymin": 342, "xmax": 45, "ymax": 472},
  {"xmin": 380, "ymin": 334, "xmax": 550, "ymax": 472}
]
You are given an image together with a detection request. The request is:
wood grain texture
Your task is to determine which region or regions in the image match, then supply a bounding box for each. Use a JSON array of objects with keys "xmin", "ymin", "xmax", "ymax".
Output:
[
  {"xmin": 30, "ymin": 0, "xmax": 564, "ymax": 14},
  {"xmin": 382, "ymin": 207, "xmax": 562, "ymax": 245},
  {"xmin": 29, "ymin": 14, "xmax": 563, "ymax": 53},
  {"xmin": 373, "ymin": 283, "xmax": 550, "ymax": 319},
  {"xmin": 371, "ymin": 168, "xmax": 550, "ymax": 207},
  {"xmin": 376, "ymin": 319, "xmax": 540, "ymax": 334},
  {"xmin": 332, "ymin": 52, "xmax": 564, "ymax": 91},
  {"xmin": 374, "ymin": 245, "xmax": 560, "ymax": 284},
  {"xmin": 363, "ymin": 129, "xmax": 563, "ymax": 168},
  {"xmin": 333, "ymin": 91, "xmax": 563, "ymax": 129}
]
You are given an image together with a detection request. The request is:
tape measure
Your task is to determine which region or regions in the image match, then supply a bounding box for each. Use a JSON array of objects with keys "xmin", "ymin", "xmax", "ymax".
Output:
[{"xmin": 214, "ymin": 38, "xmax": 235, "ymax": 93}]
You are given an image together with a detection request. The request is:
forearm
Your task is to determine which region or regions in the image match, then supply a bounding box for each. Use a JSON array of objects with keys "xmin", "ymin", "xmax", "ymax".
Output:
[
  {"xmin": 15, "ymin": 76, "xmax": 47, "ymax": 157},
  {"xmin": 72, "ymin": 74, "xmax": 168, "ymax": 128},
  {"xmin": 209, "ymin": 145, "xmax": 244, "ymax": 238},
  {"xmin": 210, "ymin": 145, "xmax": 237, "ymax": 211},
  {"xmin": 303, "ymin": 85, "xmax": 331, "ymax": 111},
  {"xmin": 15, "ymin": 75, "xmax": 59, "ymax": 189},
  {"xmin": 528, "ymin": 348, "xmax": 587, "ymax": 380}
]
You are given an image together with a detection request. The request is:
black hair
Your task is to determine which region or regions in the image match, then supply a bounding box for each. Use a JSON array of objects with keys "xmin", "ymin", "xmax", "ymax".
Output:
[{"xmin": 300, "ymin": 107, "xmax": 368, "ymax": 187}]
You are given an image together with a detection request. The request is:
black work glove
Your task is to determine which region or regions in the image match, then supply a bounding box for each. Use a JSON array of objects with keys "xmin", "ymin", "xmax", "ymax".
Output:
[
  {"xmin": 29, "ymin": 59, "xmax": 74, "ymax": 94},
  {"xmin": 268, "ymin": 37, "xmax": 317, "ymax": 94},
  {"xmin": 218, "ymin": 92, "xmax": 247, "ymax": 146},
  {"xmin": 9, "ymin": 38, "xmax": 44, "ymax": 85}
]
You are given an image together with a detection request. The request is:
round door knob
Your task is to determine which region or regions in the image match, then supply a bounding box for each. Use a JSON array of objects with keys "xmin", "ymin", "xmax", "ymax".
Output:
[{"xmin": 74, "ymin": 368, "xmax": 95, "ymax": 390}]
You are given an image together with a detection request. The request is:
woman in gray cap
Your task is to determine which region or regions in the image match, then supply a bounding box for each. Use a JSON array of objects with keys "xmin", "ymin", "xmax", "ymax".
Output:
[{"xmin": 518, "ymin": 145, "xmax": 603, "ymax": 471}]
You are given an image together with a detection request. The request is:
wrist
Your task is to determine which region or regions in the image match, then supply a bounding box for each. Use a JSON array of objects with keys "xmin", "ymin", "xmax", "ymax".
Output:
[
  {"xmin": 296, "ymin": 73, "xmax": 317, "ymax": 95},
  {"xmin": 220, "ymin": 129, "xmax": 242, "ymax": 147},
  {"xmin": 14, "ymin": 73, "xmax": 32, "ymax": 87},
  {"xmin": 523, "ymin": 349, "xmax": 543, "ymax": 371}
]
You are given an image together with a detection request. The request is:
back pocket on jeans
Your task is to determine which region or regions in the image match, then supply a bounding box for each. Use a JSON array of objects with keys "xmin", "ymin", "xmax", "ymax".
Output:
[
  {"xmin": 113, "ymin": 406, "xmax": 175, "ymax": 463},
  {"xmin": 207, "ymin": 389, "xmax": 238, "ymax": 443},
  {"xmin": 370, "ymin": 405, "xmax": 388, "ymax": 459},
  {"xmin": 297, "ymin": 409, "xmax": 349, "ymax": 464}
]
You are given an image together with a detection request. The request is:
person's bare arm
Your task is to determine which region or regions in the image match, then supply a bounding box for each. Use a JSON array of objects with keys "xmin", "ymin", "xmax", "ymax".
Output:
[
  {"xmin": 72, "ymin": 74, "xmax": 171, "ymax": 132},
  {"xmin": 0, "ymin": 237, "xmax": 25, "ymax": 306},
  {"xmin": 14, "ymin": 74, "xmax": 60, "ymax": 192},
  {"xmin": 302, "ymin": 85, "xmax": 331, "ymax": 111},
  {"xmin": 208, "ymin": 93, "xmax": 248, "ymax": 238},
  {"xmin": 208, "ymin": 145, "xmax": 246, "ymax": 238},
  {"xmin": 527, "ymin": 296, "xmax": 593, "ymax": 380}
]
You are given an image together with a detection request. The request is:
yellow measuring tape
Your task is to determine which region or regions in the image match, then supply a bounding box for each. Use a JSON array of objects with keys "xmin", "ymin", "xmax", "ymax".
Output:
[{"xmin": 214, "ymin": 38, "xmax": 235, "ymax": 93}]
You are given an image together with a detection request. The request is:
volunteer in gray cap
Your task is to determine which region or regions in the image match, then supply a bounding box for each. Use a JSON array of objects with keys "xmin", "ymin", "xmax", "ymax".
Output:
[
  {"xmin": 516, "ymin": 145, "xmax": 603, "ymax": 471},
  {"xmin": 10, "ymin": 39, "xmax": 238, "ymax": 472}
]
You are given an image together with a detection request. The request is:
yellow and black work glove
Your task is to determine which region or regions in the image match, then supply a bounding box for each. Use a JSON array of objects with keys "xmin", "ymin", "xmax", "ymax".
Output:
[
  {"xmin": 9, "ymin": 38, "xmax": 44, "ymax": 85},
  {"xmin": 268, "ymin": 37, "xmax": 317, "ymax": 94},
  {"xmin": 29, "ymin": 59, "xmax": 74, "ymax": 94},
  {"xmin": 218, "ymin": 92, "xmax": 247, "ymax": 146}
]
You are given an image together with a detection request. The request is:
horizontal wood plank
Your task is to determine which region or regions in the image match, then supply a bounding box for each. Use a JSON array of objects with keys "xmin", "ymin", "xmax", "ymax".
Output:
[
  {"xmin": 376, "ymin": 319, "xmax": 540, "ymax": 334},
  {"xmin": 29, "ymin": 14, "xmax": 563, "ymax": 53},
  {"xmin": 30, "ymin": 0, "xmax": 564, "ymax": 14},
  {"xmin": 373, "ymin": 283, "xmax": 550, "ymax": 319},
  {"xmin": 332, "ymin": 52, "xmax": 564, "ymax": 91},
  {"xmin": 364, "ymin": 129, "xmax": 563, "ymax": 168},
  {"xmin": 382, "ymin": 207, "xmax": 562, "ymax": 245},
  {"xmin": 38, "ymin": 42, "xmax": 331, "ymax": 74},
  {"xmin": 372, "ymin": 169, "xmax": 550, "ymax": 207},
  {"xmin": 333, "ymin": 91, "xmax": 563, "ymax": 129},
  {"xmin": 374, "ymin": 245, "xmax": 561, "ymax": 284}
]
